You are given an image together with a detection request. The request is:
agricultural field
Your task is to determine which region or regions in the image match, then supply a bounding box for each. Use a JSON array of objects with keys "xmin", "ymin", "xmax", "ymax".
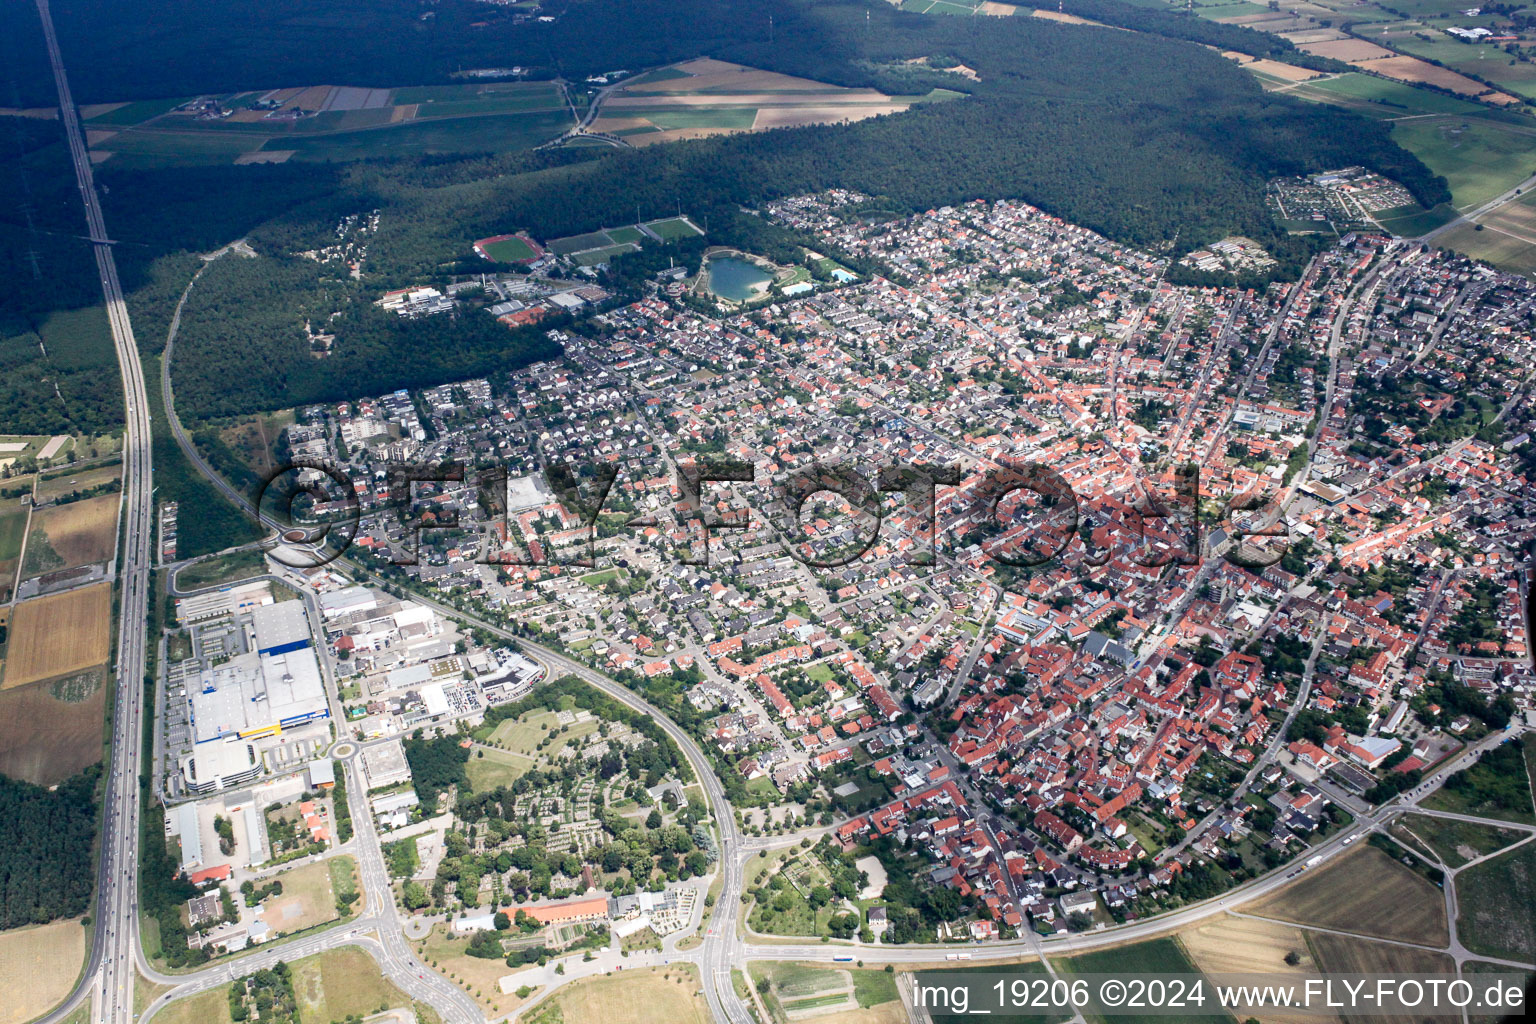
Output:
[
  {"xmin": 1245, "ymin": 845, "xmax": 1449, "ymax": 946},
  {"xmin": 289, "ymin": 945, "xmax": 419, "ymax": 1023},
  {"xmin": 2, "ymin": 584, "xmax": 112, "ymax": 689},
  {"xmin": 1352, "ymin": 18, "xmax": 1536, "ymax": 101},
  {"xmin": 1179, "ymin": 913, "xmax": 1329, "ymax": 1024},
  {"xmin": 1392, "ymin": 813, "xmax": 1523, "ymax": 867},
  {"xmin": 1454, "ymin": 839, "xmax": 1536, "ymax": 963},
  {"xmin": 1274, "ymin": 73, "xmax": 1486, "ymax": 119},
  {"xmin": 0, "ymin": 666, "xmax": 107, "ymax": 784},
  {"xmin": 34, "ymin": 461, "xmax": 122, "ymax": 502},
  {"xmin": 0, "ymin": 503, "xmax": 26, "ymax": 603},
  {"xmin": 1305, "ymin": 932, "xmax": 1458, "ymax": 1024},
  {"xmin": 1054, "ymin": 937, "xmax": 1233, "ymax": 1024},
  {"xmin": 82, "ymin": 82, "xmax": 571, "ymax": 167},
  {"xmin": 173, "ymin": 549, "xmax": 267, "ymax": 592},
  {"xmin": 523, "ymin": 964, "xmax": 709, "ymax": 1024},
  {"xmin": 750, "ymin": 962, "xmax": 900, "ymax": 1024},
  {"xmin": 588, "ymin": 58, "xmax": 933, "ymax": 146},
  {"xmin": 1391, "ymin": 118, "xmax": 1536, "ymax": 212},
  {"xmin": 261, "ymin": 856, "xmax": 357, "ymax": 936},
  {"xmin": 0, "ymin": 918, "xmax": 87, "ymax": 1024},
  {"xmin": 20, "ymin": 493, "xmax": 119, "ymax": 578}
]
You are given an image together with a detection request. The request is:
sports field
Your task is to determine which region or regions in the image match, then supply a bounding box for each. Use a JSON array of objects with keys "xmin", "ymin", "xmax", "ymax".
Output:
[
  {"xmin": 0, "ymin": 667, "xmax": 106, "ymax": 785},
  {"xmin": 0, "ymin": 918, "xmax": 87, "ymax": 1024},
  {"xmin": 3, "ymin": 584, "xmax": 112, "ymax": 689},
  {"xmin": 476, "ymin": 233, "xmax": 541, "ymax": 263},
  {"xmin": 1245, "ymin": 845, "xmax": 1448, "ymax": 947},
  {"xmin": 21, "ymin": 493, "xmax": 119, "ymax": 578}
]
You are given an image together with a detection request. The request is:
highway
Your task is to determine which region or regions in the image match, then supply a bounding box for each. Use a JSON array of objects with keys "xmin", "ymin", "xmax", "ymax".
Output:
[{"xmin": 33, "ymin": 1, "xmax": 157, "ymax": 1022}]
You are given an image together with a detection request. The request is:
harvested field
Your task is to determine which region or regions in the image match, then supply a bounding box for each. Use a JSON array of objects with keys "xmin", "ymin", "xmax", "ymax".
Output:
[
  {"xmin": 1245, "ymin": 845, "xmax": 1448, "ymax": 947},
  {"xmin": 595, "ymin": 59, "xmax": 917, "ymax": 143},
  {"xmin": 0, "ymin": 669, "xmax": 106, "ymax": 784},
  {"xmin": 1306, "ymin": 932, "xmax": 1457, "ymax": 1024},
  {"xmin": 1244, "ymin": 58, "xmax": 1322, "ymax": 82},
  {"xmin": 3, "ymin": 584, "xmax": 112, "ymax": 689},
  {"xmin": 290, "ymin": 85, "xmax": 334, "ymax": 111},
  {"xmin": 1280, "ymin": 28, "xmax": 1348, "ymax": 43},
  {"xmin": 0, "ymin": 107, "xmax": 58, "ymax": 119},
  {"xmin": 0, "ymin": 918, "xmax": 87, "ymax": 1024},
  {"xmin": 1301, "ymin": 38, "xmax": 1396, "ymax": 61},
  {"xmin": 21, "ymin": 493, "xmax": 119, "ymax": 578},
  {"xmin": 978, "ymin": 1, "xmax": 1019, "ymax": 13},
  {"xmin": 1181, "ymin": 913, "xmax": 1334, "ymax": 1024},
  {"xmin": 1367, "ymin": 56, "xmax": 1514, "ymax": 99}
]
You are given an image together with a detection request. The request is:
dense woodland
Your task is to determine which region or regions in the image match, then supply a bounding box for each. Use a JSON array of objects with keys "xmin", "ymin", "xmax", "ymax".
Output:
[
  {"xmin": 0, "ymin": 766, "xmax": 100, "ymax": 929},
  {"xmin": 2, "ymin": 1, "xmax": 1451, "ymax": 431}
]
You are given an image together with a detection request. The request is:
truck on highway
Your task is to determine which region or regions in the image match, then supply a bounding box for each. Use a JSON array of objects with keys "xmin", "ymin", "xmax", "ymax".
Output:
[{"xmin": 1304, "ymin": 854, "xmax": 1323, "ymax": 869}]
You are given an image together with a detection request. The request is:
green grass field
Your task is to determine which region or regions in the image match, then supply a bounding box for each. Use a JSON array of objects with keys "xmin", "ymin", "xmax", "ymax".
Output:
[
  {"xmin": 1395, "ymin": 813, "xmax": 1523, "ymax": 867},
  {"xmin": 1288, "ymin": 73, "xmax": 1486, "ymax": 119},
  {"xmin": 284, "ymin": 109, "xmax": 571, "ymax": 161},
  {"xmin": 289, "ymin": 946, "xmax": 418, "ymax": 1023},
  {"xmin": 479, "ymin": 236, "xmax": 538, "ymax": 262},
  {"xmin": 0, "ymin": 506, "xmax": 27, "ymax": 562},
  {"xmin": 1391, "ymin": 118, "xmax": 1536, "ymax": 211},
  {"xmin": 645, "ymin": 216, "xmax": 705, "ymax": 240},
  {"xmin": 1056, "ymin": 938, "xmax": 1233, "ymax": 1024},
  {"xmin": 82, "ymin": 97, "xmax": 191, "ymax": 126},
  {"xmin": 466, "ymin": 745, "xmax": 535, "ymax": 791},
  {"xmin": 174, "ymin": 549, "xmax": 266, "ymax": 591},
  {"xmin": 1456, "ymin": 839, "xmax": 1536, "ymax": 963},
  {"xmin": 573, "ymin": 242, "xmax": 640, "ymax": 266},
  {"xmin": 625, "ymin": 107, "xmax": 759, "ymax": 131}
]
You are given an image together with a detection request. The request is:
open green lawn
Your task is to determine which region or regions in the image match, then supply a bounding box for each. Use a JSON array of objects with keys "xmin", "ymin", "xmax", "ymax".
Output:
[
  {"xmin": 622, "ymin": 106, "xmax": 757, "ymax": 131},
  {"xmin": 1391, "ymin": 118, "xmax": 1536, "ymax": 211},
  {"xmin": 93, "ymin": 129, "xmax": 265, "ymax": 164},
  {"xmin": 481, "ymin": 709, "xmax": 599, "ymax": 759},
  {"xmin": 1373, "ymin": 203, "xmax": 1460, "ymax": 236},
  {"xmin": 1456, "ymin": 839, "xmax": 1536, "ymax": 963},
  {"xmin": 466, "ymin": 744, "xmax": 535, "ymax": 791}
]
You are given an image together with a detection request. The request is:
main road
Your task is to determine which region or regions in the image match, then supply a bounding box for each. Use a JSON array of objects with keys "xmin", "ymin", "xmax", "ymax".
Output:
[{"xmin": 33, "ymin": 1, "xmax": 156, "ymax": 1023}]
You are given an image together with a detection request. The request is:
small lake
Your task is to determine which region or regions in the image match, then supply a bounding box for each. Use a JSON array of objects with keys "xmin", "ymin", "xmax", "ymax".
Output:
[{"xmin": 707, "ymin": 257, "xmax": 772, "ymax": 301}]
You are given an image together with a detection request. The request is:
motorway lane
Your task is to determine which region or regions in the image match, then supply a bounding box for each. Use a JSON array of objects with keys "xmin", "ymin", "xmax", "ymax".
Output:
[{"xmin": 34, "ymin": 1, "xmax": 156, "ymax": 1022}]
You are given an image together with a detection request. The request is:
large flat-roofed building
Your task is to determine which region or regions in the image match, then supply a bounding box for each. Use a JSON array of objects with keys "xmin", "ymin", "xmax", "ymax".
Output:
[
  {"xmin": 178, "ymin": 735, "xmax": 261, "ymax": 795},
  {"xmin": 360, "ymin": 738, "xmax": 412, "ymax": 790},
  {"xmin": 252, "ymin": 600, "xmax": 313, "ymax": 655},
  {"xmin": 188, "ymin": 646, "xmax": 329, "ymax": 745}
]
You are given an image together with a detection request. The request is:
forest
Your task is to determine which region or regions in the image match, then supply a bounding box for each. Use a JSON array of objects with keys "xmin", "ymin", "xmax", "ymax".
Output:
[
  {"xmin": 0, "ymin": 766, "xmax": 101, "ymax": 929},
  {"xmin": 2, "ymin": 0, "xmax": 1452, "ymax": 434}
]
